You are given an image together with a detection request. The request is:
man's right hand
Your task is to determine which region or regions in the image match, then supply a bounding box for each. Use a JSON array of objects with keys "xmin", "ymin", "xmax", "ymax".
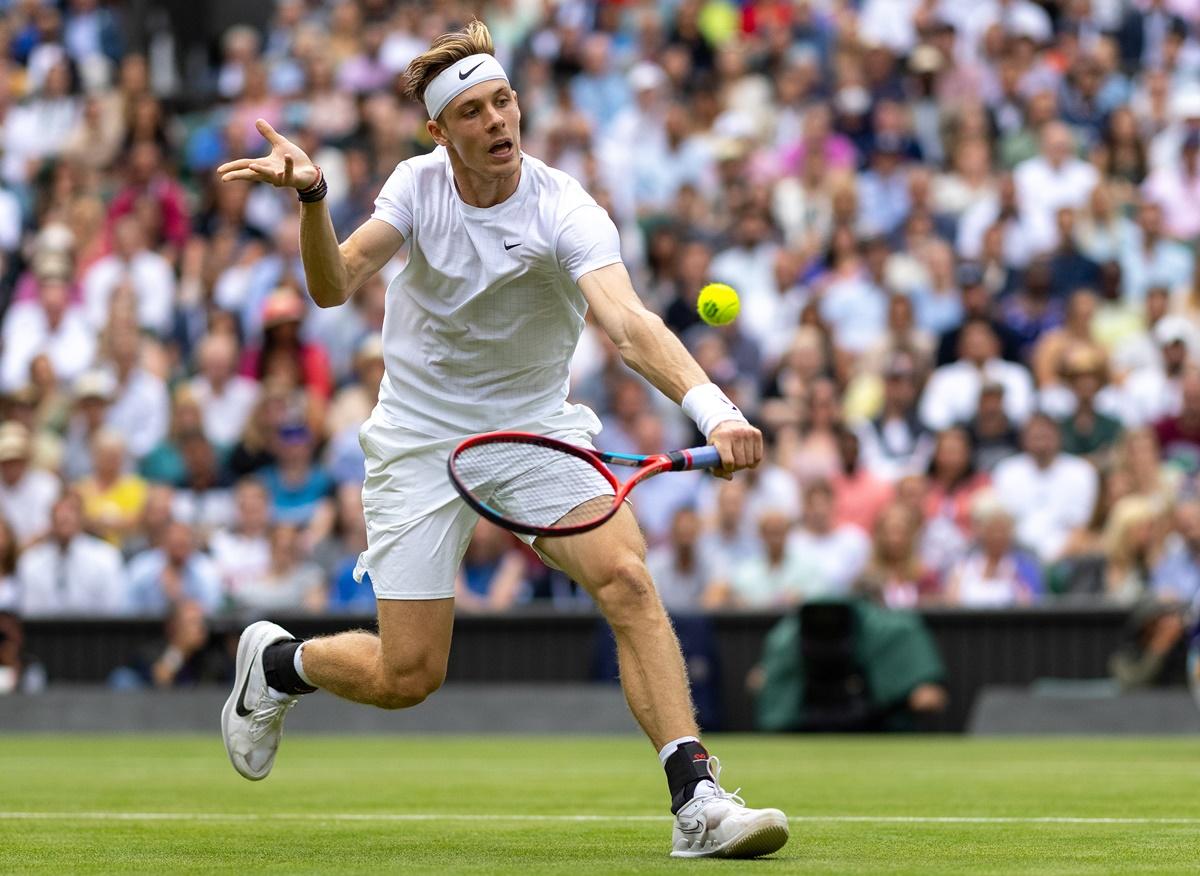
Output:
[{"xmin": 217, "ymin": 118, "xmax": 319, "ymax": 190}]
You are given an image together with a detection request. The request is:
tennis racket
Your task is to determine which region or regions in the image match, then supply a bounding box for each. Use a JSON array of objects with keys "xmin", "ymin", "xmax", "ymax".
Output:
[{"xmin": 447, "ymin": 431, "xmax": 723, "ymax": 537}]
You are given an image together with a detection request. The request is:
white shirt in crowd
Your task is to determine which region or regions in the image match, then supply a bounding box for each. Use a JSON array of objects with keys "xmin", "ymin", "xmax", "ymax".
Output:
[
  {"xmin": 919, "ymin": 358, "xmax": 1035, "ymax": 431},
  {"xmin": 209, "ymin": 528, "xmax": 271, "ymax": 599},
  {"xmin": 106, "ymin": 368, "xmax": 170, "ymax": 459},
  {"xmin": 1013, "ymin": 155, "xmax": 1099, "ymax": 254},
  {"xmin": 16, "ymin": 534, "xmax": 126, "ymax": 616},
  {"xmin": 0, "ymin": 186, "xmax": 21, "ymax": 253},
  {"xmin": 0, "ymin": 301, "xmax": 97, "ymax": 391},
  {"xmin": 0, "ymin": 468, "xmax": 61, "ymax": 545},
  {"xmin": 646, "ymin": 547, "xmax": 716, "ymax": 613},
  {"xmin": 1119, "ymin": 367, "xmax": 1183, "ymax": 426},
  {"xmin": 189, "ymin": 375, "xmax": 261, "ymax": 447},
  {"xmin": 368, "ymin": 147, "xmax": 623, "ymax": 436},
  {"xmin": 993, "ymin": 452, "xmax": 1099, "ymax": 563},
  {"xmin": 82, "ymin": 250, "xmax": 176, "ymax": 336},
  {"xmin": 786, "ymin": 524, "xmax": 871, "ymax": 595}
]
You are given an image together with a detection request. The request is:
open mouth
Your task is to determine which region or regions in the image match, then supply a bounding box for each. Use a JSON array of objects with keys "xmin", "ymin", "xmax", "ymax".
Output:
[{"xmin": 488, "ymin": 139, "xmax": 514, "ymax": 157}]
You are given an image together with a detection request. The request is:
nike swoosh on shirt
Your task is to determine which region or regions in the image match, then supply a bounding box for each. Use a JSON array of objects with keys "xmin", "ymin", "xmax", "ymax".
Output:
[
  {"xmin": 234, "ymin": 672, "xmax": 254, "ymax": 717},
  {"xmin": 504, "ymin": 241, "xmax": 522, "ymax": 250},
  {"xmin": 459, "ymin": 61, "xmax": 486, "ymax": 80}
]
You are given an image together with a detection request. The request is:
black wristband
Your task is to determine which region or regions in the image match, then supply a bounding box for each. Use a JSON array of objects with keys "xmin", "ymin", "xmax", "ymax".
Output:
[{"xmin": 297, "ymin": 166, "xmax": 326, "ymax": 203}]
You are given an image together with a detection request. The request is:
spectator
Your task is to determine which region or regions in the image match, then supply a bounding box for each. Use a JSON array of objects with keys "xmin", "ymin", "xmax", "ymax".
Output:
[
  {"xmin": 646, "ymin": 506, "xmax": 721, "ymax": 613},
  {"xmin": 1102, "ymin": 495, "xmax": 1166, "ymax": 605},
  {"xmin": 232, "ymin": 523, "xmax": 326, "ymax": 616},
  {"xmin": 1154, "ymin": 369, "xmax": 1200, "ymax": 471},
  {"xmin": 1057, "ymin": 346, "xmax": 1124, "ymax": 462},
  {"xmin": 1119, "ymin": 200, "xmax": 1193, "ymax": 303},
  {"xmin": 831, "ymin": 427, "xmax": 893, "ymax": 533},
  {"xmin": 854, "ymin": 351, "xmax": 934, "ymax": 483},
  {"xmin": 209, "ymin": 478, "xmax": 272, "ymax": 604},
  {"xmin": 126, "ymin": 521, "xmax": 222, "ymax": 616},
  {"xmin": 241, "ymin": 288, "xmax": 333, "ymax": 413},
  {"xmin": 1013, "ymin": 121, "xmax": 1099, "ymax": 254},
  {"xmin": 189, "ymin": 332, "xmax": 260, "ymax": 449},
  {"xmin": 713, "ymin": 509, "xmax": 823, "ymax": 609},
  {"xmin": 920, "ymin": 320, "xmax": 1034, "ymax": 432},
  {"xmin": 74, "ymin": 427, "xmax": 146, "ymax": 549},
  {"xmin": 923, "ymin": 427, "xmax": 993, "ymax": 540},
  {"xmin": 170, "ymin": 430, "xmax": 236, "ymax": 539},
  {"xmin": 962, "ymin": 383, "xmax": 1023, "ymax": 472},
  {"xmin": 61, "ymin": 369, "xmax": 117, "ymax": 482},
  {"xmin": 16, "ymin": 492, "xmax": 126, "ymax": 616},
  {"xmin": 787, "ymin": 480, "xmax": 870, "ymax": 595},
  {"xmin": 623, "ymin": 411, "xmax": 700, "ymax": 546},
  {"xmin": 454, "ymin": 520, "xmax": 529, "ymax": 613},
  {"xmin": 0, "ymin": 421, "xmax": 61, "ymax": 547},
  {"xmin": 856, "ymin": 502, "xmax": 940, "ymax": 609},
  {"xmin": 1151, "ymin": 498, "xmax": 1200, "ymax": 609},
  {"xmin": 944, "ymin": 497, "xmax": 1042, "ymax": 608},
  {"xmin": 111, "ymin": 599, "xmax": 231, "ymax": 689},
  {"xmin": 106, "ymin": 140, "xmax": 189, "ymax": 250},
  {"xmin": 81, "ymin": 214, "xmax": 175, "ymax": 336},
  {"xmin": 993, "ymin": 413, "xmax": 1099, "ymax": 563},
  {"xmin": 139, "ymin": 386, "xmax": 203, "ymax": 485},
  {"xmin": 0, "ymin": 277, "xmax": 96, "ymax": 393},
  {"xmin": 697, "ymin": 479, "xmax": 761, "ymax": 573},
  {"xmin": 258, "ymin": 421, "xmax": 334, "ymax": 549},
  {"xmin": 1122, "ymin": 314, "xmax": 1195, "ymax": 427},
  {"xmin": 101, "ymin": 324, "xmax": 169, "ymax": 462}
]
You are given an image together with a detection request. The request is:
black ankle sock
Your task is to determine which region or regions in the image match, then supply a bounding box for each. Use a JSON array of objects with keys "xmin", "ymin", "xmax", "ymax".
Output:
[
  {"xmin": 665, "ymin": 741, "xmax": 711, "ymax": 813},
  {"xmin": 262, "ymin": 640, "xmax": 316, "ymax": 695}
]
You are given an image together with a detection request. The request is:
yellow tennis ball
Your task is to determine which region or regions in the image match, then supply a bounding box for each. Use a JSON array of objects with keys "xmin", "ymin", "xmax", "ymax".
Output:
[{"xmin": 697, "ymin": 283, "xmax": 740, "ymax": 326}]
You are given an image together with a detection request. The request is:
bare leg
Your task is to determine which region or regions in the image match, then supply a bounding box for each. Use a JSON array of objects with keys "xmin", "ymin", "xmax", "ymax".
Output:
[
  {"xmin": 537, "ymin": 505, "xmax": 699, "ymax": 748},
  {"xmin": 301, "ymin": 597, "xmax": 455, "ymax": 709}
]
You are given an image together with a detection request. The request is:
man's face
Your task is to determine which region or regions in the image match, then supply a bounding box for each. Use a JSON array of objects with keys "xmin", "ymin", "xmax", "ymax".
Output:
[
  {"xmin": 433, "ymin": 82, "xmax": 521, "ymax": 181},
  {"xmin": 1023, "ymin": 418, "xmax": 1060, "ymax": 461},
  {"xmin": 671, "ymin": 509, "xmax": 699, "ymax": 548},
  {"xmin": 51, "ymin": 499, "xmax": 82, "ymax": 542}
]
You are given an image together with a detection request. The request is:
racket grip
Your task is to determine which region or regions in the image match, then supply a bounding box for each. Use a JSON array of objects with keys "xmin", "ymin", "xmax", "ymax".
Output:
[{"xmin": 668, "ymin": 445, "xmax": 724, "ymax": 471}]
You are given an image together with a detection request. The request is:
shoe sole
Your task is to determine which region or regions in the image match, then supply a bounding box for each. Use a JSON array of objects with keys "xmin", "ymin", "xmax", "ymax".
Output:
[
  {"xmin": 220, "ymin": 620, "xmax": 290, "ymax": 782},
  {"xmin": 670, "ymin": 813, "xmax": 790, "ymax": 859}
]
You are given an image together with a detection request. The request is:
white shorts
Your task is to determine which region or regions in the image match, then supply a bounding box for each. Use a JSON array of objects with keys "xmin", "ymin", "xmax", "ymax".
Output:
[{"xmin": 352, "ymin": 404, "xmax": 614, "ymax": 600}]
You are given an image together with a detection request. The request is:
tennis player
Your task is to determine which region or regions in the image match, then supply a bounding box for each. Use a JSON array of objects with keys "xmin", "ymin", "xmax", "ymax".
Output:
[{"xmin": 217, "ymin": 21, "xmax": 788, "ymax": 859}]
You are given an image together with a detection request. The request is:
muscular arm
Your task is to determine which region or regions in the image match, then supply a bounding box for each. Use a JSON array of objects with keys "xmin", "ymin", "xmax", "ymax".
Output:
[
  {"xmin": 577, "ymin": 262, "xmax": 763, "ymax": 472},
  {"xmin": 577, "ymin": 262, "xmax": 708, "ymax": 404},
  {"xmin": 301, "ymin": 208, "xmax": 402, "ymax": 308}
]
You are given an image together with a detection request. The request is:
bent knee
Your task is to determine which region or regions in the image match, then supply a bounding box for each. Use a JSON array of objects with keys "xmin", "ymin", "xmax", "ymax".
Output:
[
  {"xmin": 592, "ymin": 556, "xmax": 661, "ymax": 623},
  {"xmin": 374, "ymin": 665, "xmax": 446, "ymax": 710}
]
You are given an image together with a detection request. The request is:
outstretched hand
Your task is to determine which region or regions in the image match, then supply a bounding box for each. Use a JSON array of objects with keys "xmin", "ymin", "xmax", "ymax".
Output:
[{"xmin": 217, "ymin": 119, "xmax": 319, "ymax": 190}]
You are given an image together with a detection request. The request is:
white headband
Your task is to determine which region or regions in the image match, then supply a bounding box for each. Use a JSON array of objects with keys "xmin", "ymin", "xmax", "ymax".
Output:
[{"xmin": 424, "ymin": 53, "xmax": 509, "ymax": 120}]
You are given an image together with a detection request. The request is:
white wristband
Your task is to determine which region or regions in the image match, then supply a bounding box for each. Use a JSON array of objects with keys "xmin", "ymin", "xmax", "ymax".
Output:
[{"xmin": 681, "ymin": 383, "xmax": 747, "ymax": 439}]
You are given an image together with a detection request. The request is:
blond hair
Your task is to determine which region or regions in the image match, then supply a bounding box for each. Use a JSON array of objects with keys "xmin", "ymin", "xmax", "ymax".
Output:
[{"xmin": 402, "ymin": 20, "xmax": 495, "ymax": 108}]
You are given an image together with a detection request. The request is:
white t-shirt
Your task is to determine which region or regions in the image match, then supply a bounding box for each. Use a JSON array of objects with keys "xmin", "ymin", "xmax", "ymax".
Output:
[
  {"xmin": 993, "ymin": 452, "xmax": 1098, "ymax": 563},
  {"xmin": 369, "ymin": 147, "xmax": 623, "ymax": 436},
  {"xmin": 0, "ymin": 469, "xmax": 61, "ymax": 546}
]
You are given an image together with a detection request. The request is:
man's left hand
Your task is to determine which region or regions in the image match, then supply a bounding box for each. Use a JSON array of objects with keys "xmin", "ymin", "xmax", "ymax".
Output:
[{"xmin": 709, "ymin": 420, "xmax": 764, "ymax": 480}]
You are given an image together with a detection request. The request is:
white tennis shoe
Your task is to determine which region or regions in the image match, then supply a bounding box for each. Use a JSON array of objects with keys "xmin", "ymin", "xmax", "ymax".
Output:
[
  {"xmin": 221, "ymin": 620, "xmax": 299, "ymax": 781},
  {"xmin": 669, "ymin": 757, "xmax": 790, "ymax": 858}
]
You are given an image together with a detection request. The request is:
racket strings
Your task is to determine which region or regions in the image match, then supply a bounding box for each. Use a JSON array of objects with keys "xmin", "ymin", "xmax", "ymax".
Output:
[{"xmin": 452, "ymin": 441, "xmax": 616, "ymax": 530}]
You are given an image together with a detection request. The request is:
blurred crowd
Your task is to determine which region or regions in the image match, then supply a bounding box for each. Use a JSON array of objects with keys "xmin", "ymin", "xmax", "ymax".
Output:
[{"xmin": 1, "ymin": 0, "xmax": 1200, "ymax": 635}]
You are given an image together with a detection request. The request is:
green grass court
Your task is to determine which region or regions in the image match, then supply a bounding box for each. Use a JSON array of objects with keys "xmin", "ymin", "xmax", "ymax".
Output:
[{"xmin": 2, "ymin": 735, "xmax": 1198, "ymax": 873}]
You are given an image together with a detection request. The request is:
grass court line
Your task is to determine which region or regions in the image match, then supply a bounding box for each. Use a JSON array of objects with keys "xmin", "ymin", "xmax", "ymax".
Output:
[{"xmin": 2, "ymin": 812, "xmax": 1199, "ymax": 826}]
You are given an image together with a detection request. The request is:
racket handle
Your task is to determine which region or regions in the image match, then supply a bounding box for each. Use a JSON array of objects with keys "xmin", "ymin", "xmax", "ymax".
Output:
[{"xmin": 668, "ymin": 445, "xmax": 724, "ymax": 471}]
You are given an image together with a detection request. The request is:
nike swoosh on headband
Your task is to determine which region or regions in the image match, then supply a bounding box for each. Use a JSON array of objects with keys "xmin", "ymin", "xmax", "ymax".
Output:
[{"xmin": 459, "ymin": 61, "xmax": 485, "ymax": 80}]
